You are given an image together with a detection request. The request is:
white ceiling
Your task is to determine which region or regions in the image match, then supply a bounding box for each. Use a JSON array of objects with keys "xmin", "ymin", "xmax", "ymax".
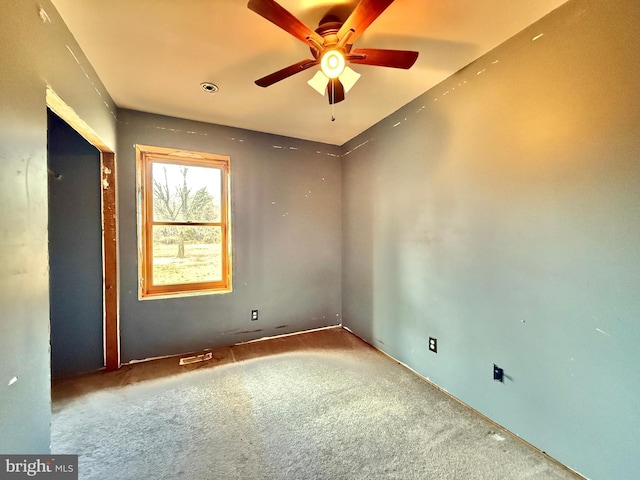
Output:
[{"xmin": 51, "ymin": 0, "xmax": 567, "ymax": 146}]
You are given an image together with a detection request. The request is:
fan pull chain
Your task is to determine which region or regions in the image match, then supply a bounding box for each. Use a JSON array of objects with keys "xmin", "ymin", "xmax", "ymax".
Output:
[{"xmin": 331, "ymin": 82, "xmax": 336, "ymax": 122}]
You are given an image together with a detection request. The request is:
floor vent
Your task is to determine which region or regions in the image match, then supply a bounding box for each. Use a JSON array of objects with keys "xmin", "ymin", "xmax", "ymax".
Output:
[{"xmin": 179, "ymin": 352, "xmax": 213, "ymax": 366}]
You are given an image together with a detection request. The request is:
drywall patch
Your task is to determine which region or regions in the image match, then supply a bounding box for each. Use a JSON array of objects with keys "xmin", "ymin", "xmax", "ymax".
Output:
[
  {"xmin": 65, "ymin": 45, "xmax": 113, "ymax": 118},
  {"xmin": 38, "ymin": 7, "xmax": 51, "ymax": 23},
  {"xmin": 65, "ymin": 45, "xmax": 80, "ymax": 65},
  {"xmin": 342, "ymin": 138, "xmax": 372, "ymax": 157}
]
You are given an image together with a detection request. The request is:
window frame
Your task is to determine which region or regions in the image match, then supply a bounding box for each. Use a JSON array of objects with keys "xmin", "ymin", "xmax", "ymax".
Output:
[{"xmin": 136, "ymin": 144, "xmax": 232, "ymax": 299}]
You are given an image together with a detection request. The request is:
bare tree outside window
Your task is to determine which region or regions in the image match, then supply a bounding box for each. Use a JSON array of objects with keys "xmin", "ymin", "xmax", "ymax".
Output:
[
  {"xmin": 152, "ymin": 165, "xmax": 219, "ymax": 258},
  {"xmin": 136, "ymin": 145, "xmax": 231, "ymax": 298}
]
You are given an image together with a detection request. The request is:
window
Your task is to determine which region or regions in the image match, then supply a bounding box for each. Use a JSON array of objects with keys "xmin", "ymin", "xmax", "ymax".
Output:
[{"xmin": 136, "ymin": 145, "xmax": 231, "ymax": 298}]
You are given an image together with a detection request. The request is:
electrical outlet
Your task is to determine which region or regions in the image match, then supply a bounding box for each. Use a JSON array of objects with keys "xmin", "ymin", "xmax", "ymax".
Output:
[
  {"xmin": 493, "ymin": 364, "xmax": 504, "ymax": 382},
  {"xmin": 428, "ymin": 337, "xmax": 437, "ymax": 353},
  {"xmin": 251, "ymin": 309, "xmax": 259, "ymax": 321}
]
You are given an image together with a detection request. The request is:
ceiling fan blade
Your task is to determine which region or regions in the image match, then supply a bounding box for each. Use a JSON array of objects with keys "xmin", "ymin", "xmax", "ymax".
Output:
[
  {"xmin": 255, "ymin": 59, "xmax": 318, "ymax": 87},
  {"xmin": 348, "ymin": 48, "xmax": 419, "ymax": 69},
  {"xmin": 327, "ymin": 78, "xmax": 345, "ymax": 105},
  {"xmin": 248, "ymin": 0, "xmax": 324, "ymax": 47},
  {"xmin": 337, "ymin": 0, "xmax": 395, "ymax": 46}
]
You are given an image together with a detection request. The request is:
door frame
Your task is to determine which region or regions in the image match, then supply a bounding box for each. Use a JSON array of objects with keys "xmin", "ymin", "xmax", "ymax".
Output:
[{"xmin": 47, "ymin": 88, "xmax": 120, "ymax": 371}]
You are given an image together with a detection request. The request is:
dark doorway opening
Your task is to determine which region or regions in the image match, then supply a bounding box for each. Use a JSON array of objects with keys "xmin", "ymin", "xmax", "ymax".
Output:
[{"xmin": 47, "ymin": 108, "xmax": 104, "ymax": 377}]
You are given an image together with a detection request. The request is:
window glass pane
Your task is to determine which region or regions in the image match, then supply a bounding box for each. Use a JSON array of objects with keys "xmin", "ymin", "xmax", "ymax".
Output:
[
  {"xmin": 152, "ymin": 225, "xmax": 222, "ymax": 285},
  {"xmin": 151, "ymin": 163, "xmax": 221, "ymax": 223}
]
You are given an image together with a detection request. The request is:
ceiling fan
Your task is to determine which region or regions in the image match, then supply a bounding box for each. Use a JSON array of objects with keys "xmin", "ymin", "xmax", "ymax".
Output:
[{"xmin": 248, "ymin": 0, "xmax": 419, "ymax": 104}]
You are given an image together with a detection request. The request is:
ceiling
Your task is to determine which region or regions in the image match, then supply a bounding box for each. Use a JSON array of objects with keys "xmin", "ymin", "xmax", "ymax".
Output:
[{"xmin": 51, "ymin": 0, "xmax": 568, "ymax": 146}]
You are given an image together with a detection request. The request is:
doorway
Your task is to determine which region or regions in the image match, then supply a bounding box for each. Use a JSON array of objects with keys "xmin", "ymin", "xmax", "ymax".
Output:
[
  {"xmin": 46, "ymin": 88, "xmax": 120, "ymax": 375},
  {"xmin": 48, "ymin": 109, "xmax": 104, "ymax": 376}
]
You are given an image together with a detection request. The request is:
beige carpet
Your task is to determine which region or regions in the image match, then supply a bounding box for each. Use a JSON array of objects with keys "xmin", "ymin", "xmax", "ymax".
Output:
[{"xmin": 51, "ymin": 328, "xmax": 581, "ymax": 479}]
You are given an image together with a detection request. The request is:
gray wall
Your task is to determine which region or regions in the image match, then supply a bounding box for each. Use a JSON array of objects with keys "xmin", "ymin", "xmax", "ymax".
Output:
[
  {"xmin": 2, "ymin": 1, "xmax": 637, "ymax": 477},
  {"xmin": 117, "ymin": 110, "xmax": 342, "ymax": 362},
  {"xmin": 0, "ymin": 0, "xmax": 115, "ymax": 453},
  {"xmin": 48, "ymin": 110, "xmax": 104, "ymax": 378},
  {"xmin": 342, "ymin": 0, "xmax": 640, "ymax": 479}
]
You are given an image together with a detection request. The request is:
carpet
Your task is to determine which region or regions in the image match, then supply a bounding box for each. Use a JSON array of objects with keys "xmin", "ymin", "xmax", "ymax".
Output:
[{"xmin": 52, "ymin": 341, "xmax": 579, "ymax": 479}]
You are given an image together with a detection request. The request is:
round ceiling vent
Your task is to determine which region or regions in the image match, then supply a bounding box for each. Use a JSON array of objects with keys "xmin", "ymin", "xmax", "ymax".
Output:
[{"xmin": 200, "ymin": 82, "xmax": 219, "ymax": 93}]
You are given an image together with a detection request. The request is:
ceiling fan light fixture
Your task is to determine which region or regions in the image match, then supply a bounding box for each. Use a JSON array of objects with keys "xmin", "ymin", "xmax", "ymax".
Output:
[
  {"xmin": 307, "ymin": 66, "xmax": 360, "ymax": 98},
  {"xmin": 320, "ymin": 50, "xmax": 345, "ymax": 79},
  {"xmin": 308, "ymin": 70, "xmax": 330, "ymax": 96},
  {"xmin": 248, "ymin": 0, "xmax": 419, "ymax": 106},
  {"xmin": 339, "ymin": 66, "xmax": 361, "ymax": 93}
]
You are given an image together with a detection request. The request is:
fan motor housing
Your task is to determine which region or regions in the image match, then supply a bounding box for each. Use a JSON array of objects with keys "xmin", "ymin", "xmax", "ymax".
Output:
[{"xmin": 311, "ymin": 16, "xmax": 343, "ymax": 58}]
